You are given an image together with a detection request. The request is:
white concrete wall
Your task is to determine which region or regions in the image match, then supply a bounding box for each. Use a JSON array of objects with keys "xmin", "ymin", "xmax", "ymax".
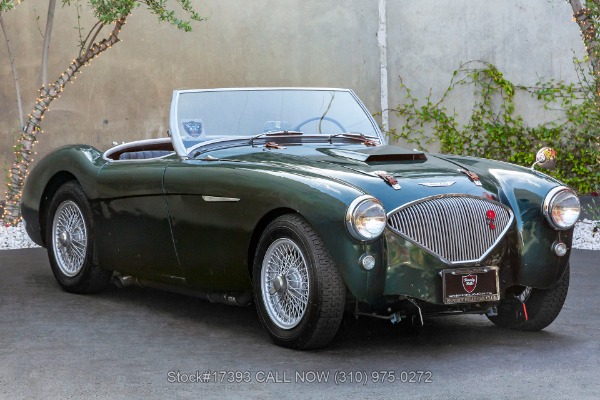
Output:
[
  {"xmin": 386, "ymin": 0, "xmax": 585, "ymax": 149},
  {"xmin": 0, "ymin": 0, "xmax": 586, "ymax": 189}
]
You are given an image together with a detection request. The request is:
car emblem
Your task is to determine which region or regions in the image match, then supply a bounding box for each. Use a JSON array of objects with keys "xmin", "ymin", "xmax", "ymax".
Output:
[
  {"xmin": 486, "ymin": 209, "xmax": 496, "ymax": 230},
  {"xmin": 462, "ymin": 274, "xmax": 477, "ymax": 293},
  {"xmin": 418, "ymin": 181, "xmax": 456, "ymax": 187}
]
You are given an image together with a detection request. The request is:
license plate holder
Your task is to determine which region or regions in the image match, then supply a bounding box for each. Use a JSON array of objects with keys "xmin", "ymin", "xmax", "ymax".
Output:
[{"xmin": 442, "ymin": 266, "xmax": 500, "ymax": 304}]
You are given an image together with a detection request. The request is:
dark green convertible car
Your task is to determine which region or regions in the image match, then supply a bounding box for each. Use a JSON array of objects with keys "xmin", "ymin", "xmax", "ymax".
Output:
[{"xmin": 21, "ymin": 88, "xmax": 580, "ymax": 349}]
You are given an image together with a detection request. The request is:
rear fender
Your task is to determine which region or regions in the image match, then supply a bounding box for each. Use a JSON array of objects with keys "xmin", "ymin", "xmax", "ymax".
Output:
[{"xmin": 21, "ymin": 145, "xmax": 105, "ymax": 246}]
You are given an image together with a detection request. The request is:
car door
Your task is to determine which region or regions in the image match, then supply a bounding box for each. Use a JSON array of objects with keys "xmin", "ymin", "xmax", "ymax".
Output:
[
  {"xmin": 94, "ymin": 159, "xmax": 183, "ymax": 280},
  {"xmin": 162, "ymin": 159, "xmax": 253, "ymax": 292}
]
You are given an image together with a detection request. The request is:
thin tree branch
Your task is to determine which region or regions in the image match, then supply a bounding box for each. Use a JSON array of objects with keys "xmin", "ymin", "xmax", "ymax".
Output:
[
  {"xmin": 85, "ymin": 21, "xmax": 105, "ymax": 57},
  {"xmin": 80, "ymin": 19, "xmax": 103, "ymax": 57},
  {"xmin": 40, "ymin": 0, "xmax": 56, "ymax": 86},
  {"xmin": 0, "ymin": 13, "xmax": 24, "ymax": 127}
]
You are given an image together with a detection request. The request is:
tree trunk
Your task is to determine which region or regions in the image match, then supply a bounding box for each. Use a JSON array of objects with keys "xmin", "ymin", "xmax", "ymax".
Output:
[
  {"xmin": 2, "ymin": 17, "xmax": 126, "ymax": 226},
  {"xmin": 0, "ymin": 13, "xmax": 24, "ymax": 127},
  {"xmin": 569, "ymin": 0, "xmax": 600, "ymax": 98}
]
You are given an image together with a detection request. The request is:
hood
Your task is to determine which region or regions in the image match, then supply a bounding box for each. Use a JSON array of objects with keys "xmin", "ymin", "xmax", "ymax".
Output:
[{"xmin": 202, "ymin": 143, "xmax": 503, "ymax": 209}]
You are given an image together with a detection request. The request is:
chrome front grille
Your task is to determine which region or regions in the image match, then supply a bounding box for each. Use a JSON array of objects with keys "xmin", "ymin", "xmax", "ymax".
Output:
[{"xmin": 387, "ymin": 195, "xmax": 513, "ymax": 264}]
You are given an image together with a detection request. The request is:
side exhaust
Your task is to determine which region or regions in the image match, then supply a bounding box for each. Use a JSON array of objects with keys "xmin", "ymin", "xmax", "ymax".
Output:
[
  {"xmin": 111, "ymin": 273, "xmax": 252, "ymax": 307},
  {"xmin": 112, "ymin": 274, "xmax": 137, "ymax": 289}
]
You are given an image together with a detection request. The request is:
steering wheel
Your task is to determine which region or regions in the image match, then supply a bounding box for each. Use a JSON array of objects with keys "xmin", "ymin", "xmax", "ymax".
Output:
[{"xmin": 294, "ymin": 116, "xmax": 346, "ymax": 133}]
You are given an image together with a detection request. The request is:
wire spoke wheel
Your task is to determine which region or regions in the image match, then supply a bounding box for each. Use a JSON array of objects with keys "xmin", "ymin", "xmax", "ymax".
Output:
[
  {"xmin": 261, "ymin": 238, "xmax": 310, "ymax": 329},
  {"xmin": 52, "ymin": 200, "xmax": 88, "ymax": 277},
  {"xmin": 253, "ymin": 214, "xmax": 345, "ymax": 349},
  {"xmin": 46, "ymin": 181, "xmax": 111, "ymax": 294}
]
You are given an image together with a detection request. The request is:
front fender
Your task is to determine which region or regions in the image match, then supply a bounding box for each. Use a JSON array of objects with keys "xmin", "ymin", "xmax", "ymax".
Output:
[
  {"xmin": 245, "ymin": 168, "xmax": 388, "ymax": 303},
  {"xmin": 489, "ymin": 168, "xmax": 572, "ymax": 288},
  {"xmin": 441, "ymin": 155, "xmax": 572, "ymax": 289}
]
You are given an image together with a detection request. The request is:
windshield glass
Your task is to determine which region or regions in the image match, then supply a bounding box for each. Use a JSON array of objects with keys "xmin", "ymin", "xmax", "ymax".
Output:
[{"xmin": 170, "ymin": 88, "xmax": 381, "ymax": 156}]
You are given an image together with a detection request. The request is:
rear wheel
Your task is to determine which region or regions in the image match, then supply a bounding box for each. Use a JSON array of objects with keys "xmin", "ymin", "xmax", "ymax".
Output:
[
  {"xmin": 253, "ymin": 214, "xmax": 345, "ymax": 349},
  {"xmin": 46, "ymin": 181, "xmax": 111, "ymax": 294},
  {"xmin": 488, "ymin": 265, "xmax": 569, "ymax": 331}
]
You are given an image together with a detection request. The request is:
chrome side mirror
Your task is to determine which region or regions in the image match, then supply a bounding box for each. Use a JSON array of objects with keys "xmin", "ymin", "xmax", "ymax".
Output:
[{"xmin": 531, "ymin": 147, "xmax": 557, "ymax": 171}]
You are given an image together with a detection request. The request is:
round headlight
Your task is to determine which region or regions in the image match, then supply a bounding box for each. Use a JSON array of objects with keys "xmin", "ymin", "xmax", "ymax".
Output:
[
  {"xmin": 346, "ymin": 196, "xmax": 386, "ymax": 241},
  {"xmin": 543, "ymin": 187, "xmax": 580, "ymax": 230}
]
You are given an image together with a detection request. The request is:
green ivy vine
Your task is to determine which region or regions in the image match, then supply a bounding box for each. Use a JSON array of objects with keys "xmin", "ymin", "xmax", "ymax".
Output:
[{"xmin": 388, "ymin": 60, "xmax": 600, "ymax": 194}]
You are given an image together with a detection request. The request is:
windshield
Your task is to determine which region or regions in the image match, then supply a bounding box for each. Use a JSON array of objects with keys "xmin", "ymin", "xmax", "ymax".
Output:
[{"xmin": 170, "ymin": 88, "xmax": 381, "ymax": 156}]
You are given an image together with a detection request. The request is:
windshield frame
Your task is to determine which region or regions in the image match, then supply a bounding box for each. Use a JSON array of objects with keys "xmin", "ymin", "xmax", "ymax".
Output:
[{"xmin": 169, "ymin": 87, "xmax": 385, "ymax": 158}]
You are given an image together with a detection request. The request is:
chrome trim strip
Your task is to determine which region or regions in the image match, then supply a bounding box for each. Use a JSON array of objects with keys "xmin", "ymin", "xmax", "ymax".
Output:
[
  {"xmin": 418, "ymin": 181, "xmax": 456, "ymax": 187},
  {"xmin": 202, "ymin": 196, "xmax": 240, "ymax": 202}
]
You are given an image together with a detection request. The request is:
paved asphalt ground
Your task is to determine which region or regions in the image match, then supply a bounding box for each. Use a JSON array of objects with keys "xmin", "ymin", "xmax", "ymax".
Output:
[{"xmin": 0, "ymin": 248, "xmax": 598, "ymax": 399}]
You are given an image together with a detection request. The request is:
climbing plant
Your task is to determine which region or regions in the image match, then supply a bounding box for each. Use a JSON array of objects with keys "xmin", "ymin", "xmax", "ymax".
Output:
[{"xmin": 389, "ymin": 60, "xmax": 600, "ymax": 194}]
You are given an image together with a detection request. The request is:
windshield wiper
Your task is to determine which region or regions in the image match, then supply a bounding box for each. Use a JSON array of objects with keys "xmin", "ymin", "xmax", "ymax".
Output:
[
  {"xmin": 249, "ymin": 130, "xmax": 303, "ymax": 146},
  {"xmin": 328, "ymin": 132, "xmax": 379, "ymax": 146}
]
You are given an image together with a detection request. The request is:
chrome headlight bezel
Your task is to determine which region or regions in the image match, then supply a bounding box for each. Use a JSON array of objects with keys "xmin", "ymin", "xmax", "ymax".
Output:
[
  {"xmin": 346, "ymin": 195, "xmax": 387, "ymax": 241},
  {"xmin": 542, "ymin": 186, "xmax": 581, "ymax": 230}
]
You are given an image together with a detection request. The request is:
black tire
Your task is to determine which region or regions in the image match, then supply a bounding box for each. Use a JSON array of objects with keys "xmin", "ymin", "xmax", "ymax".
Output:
[
  {"xmin": 46, "ymin": 181, "xmax": 111, "ymax": 294},
  {"xmin": 253, "ymin": 214, "xmax": 346, "ymax": 349},
  {"xmin": 488, "ymin": 265, "xmax": 570, "ymax": 331}
]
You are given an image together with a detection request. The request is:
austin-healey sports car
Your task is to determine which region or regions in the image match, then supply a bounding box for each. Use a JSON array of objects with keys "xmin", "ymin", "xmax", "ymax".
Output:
[{"xmin": 21, "ymin": 88, "xmax": 581, "ymax": 349}]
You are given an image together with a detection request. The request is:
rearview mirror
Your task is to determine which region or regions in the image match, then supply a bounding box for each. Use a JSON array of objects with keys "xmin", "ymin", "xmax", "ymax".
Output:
[{"xmin": 532, "ymin": 147, "xmax": 557, "ymax": 171}]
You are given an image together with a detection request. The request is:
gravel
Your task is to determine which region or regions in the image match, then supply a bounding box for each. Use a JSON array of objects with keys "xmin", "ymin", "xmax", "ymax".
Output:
[
  {"xmin": 572, "ymin": 219, "xmax": 600, "ymax": 251},
  {"xmin": 1, "ymin": 221, "xmax": 598, "ymax": 251},
  {"xmin": 0, "ymin": 223, "xmax": 41, "ymax": 251}
]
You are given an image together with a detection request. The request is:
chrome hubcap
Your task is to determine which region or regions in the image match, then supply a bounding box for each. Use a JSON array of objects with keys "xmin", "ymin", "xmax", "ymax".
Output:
[
  {"xmin": 271, "ymin": 275, "xmax": 287, "ymax": 294},
  {"xmin": 52, "ymin": 200, "xmax": 87, "ymax": 277},
  {"xmin": 261, "ymin": 238, "xmax": 310, "ymax": 329},
  {"xmin": 58, "ymin": 231, "xmax": 72, "ymax": 247}
]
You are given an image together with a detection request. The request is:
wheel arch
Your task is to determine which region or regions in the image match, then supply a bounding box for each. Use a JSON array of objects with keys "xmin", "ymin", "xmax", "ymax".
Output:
[
  {"xmin": 39, "ymin": 171, "xmax": 79, "ymax": 247},
  {"xmin": 247, "ymin": 207, "xmax": 298, "ymax": 279}
]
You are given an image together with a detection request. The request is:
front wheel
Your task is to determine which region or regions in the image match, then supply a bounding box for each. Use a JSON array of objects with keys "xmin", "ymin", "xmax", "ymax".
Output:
[
  {"xmin": 46, "ymin": 181, "xmax": 112, "ymax": 294},
  {"xmin": 253, "ymin": 214, "xmax": 345, "ymax": 349},
  {"xmin": 488, "ymin": 265, "xmax": 570, "ymax": 331}
]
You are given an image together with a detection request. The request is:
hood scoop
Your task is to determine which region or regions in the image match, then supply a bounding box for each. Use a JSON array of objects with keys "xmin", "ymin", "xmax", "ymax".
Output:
[{"xmin": 325, "ymin": 145, "xmax": 426, "ymax": 164}]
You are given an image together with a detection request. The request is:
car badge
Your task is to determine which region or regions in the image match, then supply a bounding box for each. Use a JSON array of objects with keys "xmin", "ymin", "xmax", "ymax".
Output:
[
  {"xmin": 183, "ymin": 121, "xmax": 203, "ymax": 138},
  {"xmin": 486, "ymin": 209, "xmax": 496, "ymax": 230},
  {"xmin": 374, "ymin": 171, "xmax": 401, "ymax": 190},
  {"xmin": 418, "ymin": 181, "xmax": 456, "ymax": 187},
  {"xmin": 458, "ymin": 169, "xmax": 482, "ymax": 186},
  {"xmin": 462, "ymin": 274, "xmax": 477, "ymax": 293}
]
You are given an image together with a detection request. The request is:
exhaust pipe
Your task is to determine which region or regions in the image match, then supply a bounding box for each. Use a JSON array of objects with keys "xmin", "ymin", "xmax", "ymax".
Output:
[
  {"xmin": 112, "ymin": 274, "xmax": 137, "ymax": 289},
  {"xmin": 112, "ymin": 273, "xmax": 252, "ymax": 307},
  {"xmin": 207, "ymin": 291, "xmax": 253, "ymax": 307}
]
